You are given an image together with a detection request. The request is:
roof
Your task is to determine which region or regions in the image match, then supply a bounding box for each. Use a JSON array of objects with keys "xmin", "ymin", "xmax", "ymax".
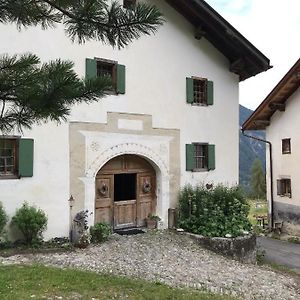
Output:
[
  {"xmin": 165, "ymin": 0, "xmax": 271, "ymax": 81},
  {"xmin": 242, "ymin": 59, "xmax": 300, "ymax": 130}
]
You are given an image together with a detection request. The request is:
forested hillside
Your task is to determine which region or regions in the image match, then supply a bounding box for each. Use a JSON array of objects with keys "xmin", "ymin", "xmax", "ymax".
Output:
[{"xmin": 239, "ymin": 105, "xmax": 266, "ymax": 192}]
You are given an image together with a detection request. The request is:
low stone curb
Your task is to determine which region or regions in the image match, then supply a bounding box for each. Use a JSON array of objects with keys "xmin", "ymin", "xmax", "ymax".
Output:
[{"xmin": 178, "ymin": 231, "xmax": 257, "ymax": 264}]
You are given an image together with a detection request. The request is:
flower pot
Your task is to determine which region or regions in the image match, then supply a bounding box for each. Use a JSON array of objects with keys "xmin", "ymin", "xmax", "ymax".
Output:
[{"xmin": 146, "ymin": 218, "xmax": 157, "ymax": 229}]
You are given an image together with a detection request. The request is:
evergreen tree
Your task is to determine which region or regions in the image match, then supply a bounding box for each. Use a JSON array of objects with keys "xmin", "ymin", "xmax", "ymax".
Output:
[
  {"xmin": 250, "ymin": 158, "xmax": 266, "ymax": 200},
  {"xmin": 0, "ymin": 0, "xmax": 164, "ymax": 133}
]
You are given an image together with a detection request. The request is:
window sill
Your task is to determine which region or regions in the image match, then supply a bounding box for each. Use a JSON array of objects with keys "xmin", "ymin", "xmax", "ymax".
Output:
[
  {"xmin": 191, "ymin": 103, "xmax": 208, "ymax": 107},
  {"xmin": 0, "ymin": 175, "xmax": 19, "ymax": 180},
  {"xmin": 278, "ymin": 194, "xmax": 292, "ymax": 198},
  {"xmin": 192, "ymin": 168, "xmax": 208, "ymax": 172}
]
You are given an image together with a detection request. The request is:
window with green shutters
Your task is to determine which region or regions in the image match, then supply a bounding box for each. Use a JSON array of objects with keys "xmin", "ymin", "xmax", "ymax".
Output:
[
  {"xmin": 186, "ymin": 143, "xmax": 215, "ymax": 171},
  {"xmin": 186, "ymin": 77, "xmax": 213, "ymax": 105},
  {"xmin": 0, "ymin": 137, "xmax": 34, "ymax": 178},
  {"xmin": 85, "ymin": 58, "xmax": 126, "ymax": 94}
]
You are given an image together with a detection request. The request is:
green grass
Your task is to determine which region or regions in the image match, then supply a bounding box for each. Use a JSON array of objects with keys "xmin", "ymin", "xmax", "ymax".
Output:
[
  {"xmin": 0, "ymin": 265, "xmax": 238, "ymax": 300},
  {"xmin": 248, "ymin": 200, "xmax": 268, "ymax": 226}
]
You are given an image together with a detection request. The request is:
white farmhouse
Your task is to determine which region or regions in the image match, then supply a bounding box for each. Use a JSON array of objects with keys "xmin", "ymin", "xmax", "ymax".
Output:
[
  {"xmin": 0, "ymin": 0, "xmax": 270, "ymax": 239},
  {"xmin": 243, "ymin": 59, "xmax": 300, "ymax": 235}
]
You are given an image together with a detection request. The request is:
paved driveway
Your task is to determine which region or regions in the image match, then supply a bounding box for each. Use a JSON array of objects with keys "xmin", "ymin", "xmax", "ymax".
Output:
[{"xmin": 257, "ymin": 236, "xmax": 300, "ymax": 272}]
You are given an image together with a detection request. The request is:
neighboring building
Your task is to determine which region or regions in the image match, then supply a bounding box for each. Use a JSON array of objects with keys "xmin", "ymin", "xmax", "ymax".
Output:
[
  {"xmin": 0, "ymin": 0, "xmax": 270, "ymax": 239},
  {"xmin": 243, "ymin": 59, "xmax": 300, "ymax": 235}
]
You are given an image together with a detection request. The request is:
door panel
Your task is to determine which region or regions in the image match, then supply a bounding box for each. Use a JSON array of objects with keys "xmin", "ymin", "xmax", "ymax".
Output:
[
  {"xmin": 137, "ymin": 173, "xmax": 156, "ymax": 227},
  {"xmin": 95, "ymin": 175, "xmax": 113, "ymax": 225},
  {"xmin": 114, "ymin": 200, "xmax": 137, "ymax": 229},
  {"xmin": 95, "ymin": 155, "xmax": 157, "ymax": 230}
]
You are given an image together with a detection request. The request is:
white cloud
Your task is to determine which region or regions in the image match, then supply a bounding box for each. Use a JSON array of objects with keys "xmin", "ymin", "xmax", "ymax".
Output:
[{"xmin": 206, "ymin": 0, "xmax": 300, "ymax": 110}]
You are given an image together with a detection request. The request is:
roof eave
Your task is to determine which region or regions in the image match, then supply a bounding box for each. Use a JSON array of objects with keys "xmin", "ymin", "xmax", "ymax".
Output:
[
  {"xmin": 242, "ymin": 59, "xmax": 300, "ymax": 131},
  {"xmin": 165, "ymin": 0, "xmax": 271, "ymax": 81}
]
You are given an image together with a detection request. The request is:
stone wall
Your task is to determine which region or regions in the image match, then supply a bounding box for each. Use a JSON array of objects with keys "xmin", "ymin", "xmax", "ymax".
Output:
[
  {"xmin": 181, "ymin": 232, "xmax": 256, "ymax": 264},
  {"xmin": 274, "ymin": 201, "xmax": 300, "ymax": 236}
]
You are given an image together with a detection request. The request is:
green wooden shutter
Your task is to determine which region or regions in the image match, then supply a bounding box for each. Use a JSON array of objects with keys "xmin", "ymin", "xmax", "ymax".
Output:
[
  {"xmin": 186, "ymin": 144, "xmax": 195, "ymax": 171},
  {"xmin": 207, "ymin": 80, "xmax": 214, "ymax": 105},
  {"xmin": 85, "ymin": 58, "xmax": 97, "ymax": 80},
  {"xmin": 18, "ymin": 139, "xmax": 34, "ymax": 177},
  {"xmin": 208, "ymin": 144, "xmax": 215, "ymax": 170},
  {"xmin": 186, "ymin": 78, "xmax": 194, "ymax": 103},
  {"xmin": 116, "ymin": 64, "xmax": 126, "ymax": 94}
]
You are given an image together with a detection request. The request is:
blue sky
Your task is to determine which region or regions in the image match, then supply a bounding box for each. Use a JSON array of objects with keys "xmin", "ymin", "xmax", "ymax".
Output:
[{"xmin": 206, "ymin": 0, "xmax": 300, "ymax": 110}]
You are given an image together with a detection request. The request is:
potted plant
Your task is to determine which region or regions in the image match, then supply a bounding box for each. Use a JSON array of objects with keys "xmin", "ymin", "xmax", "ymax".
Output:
[{"xmin": 146, "ymin": 213, "xmax": 161, "ymax": 229}]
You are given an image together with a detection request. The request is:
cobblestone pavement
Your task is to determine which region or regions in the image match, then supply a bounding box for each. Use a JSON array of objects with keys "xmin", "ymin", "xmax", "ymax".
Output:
[{"xmin": 1, "ymin": 231, "xmax": 299, "ymax": 300}]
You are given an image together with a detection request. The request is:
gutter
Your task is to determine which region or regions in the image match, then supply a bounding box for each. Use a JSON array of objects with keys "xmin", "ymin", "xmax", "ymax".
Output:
[{"xmin": 241, "ymin": 130, "xmax": 274, "ymax": 229}]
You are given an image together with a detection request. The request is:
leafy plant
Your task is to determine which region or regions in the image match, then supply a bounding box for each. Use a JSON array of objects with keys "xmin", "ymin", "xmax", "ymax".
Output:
[
  {"xmin": 178, "ymin": 185, "xmax": 252, "ymax": 237},
  {"xmin": 90, "ymin": 222, "xmax": 112, "ymax": 243},
  {"xmin": 11, "ymin": 202, "xmax": 47, "ymax": 245},
  {"xmin": 147, "ymin": 214, "xmax": 161, "ymax": 221},
  {"xmin": 287, "ymin": 236, "xmax": 300, "ymax": 244},
  {"xmin": 0, "ymin": 202, "xmax": 8, "ymax": 236}
]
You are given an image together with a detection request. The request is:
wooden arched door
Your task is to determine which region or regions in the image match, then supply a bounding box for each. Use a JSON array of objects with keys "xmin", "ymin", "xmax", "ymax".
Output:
[{"xmin": 95, "ymin": 155, "xmax": 156, "ymax": 230}]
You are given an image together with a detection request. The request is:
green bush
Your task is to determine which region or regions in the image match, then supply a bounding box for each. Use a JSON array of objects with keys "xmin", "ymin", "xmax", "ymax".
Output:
[
  {"xmin": 0, "ymin": 202, "xmax": 8, "ymax": 235},
  {"xmin": 12, "ymin": 202, "xmax": 47, "ymax": 245},
  {"xmin": 178, "ymin": 185, "xmax": 251, "ymax": 237},
  {"xmin": 90, "ymin": 222, "xmax": 111, "ymax": 243}
]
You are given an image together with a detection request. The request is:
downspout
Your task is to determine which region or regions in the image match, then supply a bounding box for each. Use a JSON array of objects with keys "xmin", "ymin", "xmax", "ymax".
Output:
[{"xmin": 241, "ymin": 130, "xmax": 274, "ymax": 229}]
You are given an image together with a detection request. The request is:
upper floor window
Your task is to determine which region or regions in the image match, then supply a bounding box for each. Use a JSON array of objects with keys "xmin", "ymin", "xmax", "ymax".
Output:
[
  {"xmin": 282, "ymin": 138, "xmax": 291, "ymax": 154},
  {"xmin": 277, "ymin": 178, "xmax": 291, "ymax": 198},
  {"xmin": 186, "ymin": 77, "xmax": 214, "ymax": 105},
  {"xmin": 186, "ymin": 143, "xmax": 215, "ymax": 171},
  {"xmin": 0, "ymin": 137, "xmax": 34, "ymax": 179},
  {"xmin": 85, "ymin": 58, "xmax": 126, "ymax": 94},
  {"xmin": 123, "ymin": 0, "xmax": 136, "ymax": 9}
]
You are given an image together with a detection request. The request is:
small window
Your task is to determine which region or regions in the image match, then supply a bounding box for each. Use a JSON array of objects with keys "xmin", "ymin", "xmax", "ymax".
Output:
[
  {"xmin": 186, "ymin": 77, "xmax": 214, "ymax": 105},
  {"xmin": 123, "ymin": 0, "xmax": 136, "ymax": 9},
  {"xmin": 277, "ymin": 178, "xmax": 291, "ymax": 198},
  {"xmin": 0, "ymin": 138, "xmax": 17, "ymax": 176},
  {"xmin": 85, "ymin": 58, "xmax": 126, "ymax": 94},
  {"xmin": 193, "ymin": 78, "xmax": 207, "ymax": 105},
  {"xmin": 96, "ymin": 59, "xmax": 117, "ymax": 91},
  {"xmin": 194, "ymin": 143, "xmax": 208, "ymax": 169},
  {"xmin": 186, "ymin": 143, "xmax": 215, "ymax": 171},
  {"xmin": 0, "ymin": 137, "xmax": 34, "ymax": 179},
  {"xmin": 282, "ymin": 138, "xmax": 291, "ymax": 154}
]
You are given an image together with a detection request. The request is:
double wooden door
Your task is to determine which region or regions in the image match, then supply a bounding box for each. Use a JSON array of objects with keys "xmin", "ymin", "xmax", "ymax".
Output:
[{"xmin": 95, "ymin": 155, "xmax": 156, "ymax": 229}]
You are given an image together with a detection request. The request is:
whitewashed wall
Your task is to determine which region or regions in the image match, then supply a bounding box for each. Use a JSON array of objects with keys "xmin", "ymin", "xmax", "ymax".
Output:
[
  {"xmin": 0, "ymin": 0, "xmax": 239, "ymax": 239},
  {"xmin": 266, "ymin": 88, "xmax": 300, "ymax": 209}
]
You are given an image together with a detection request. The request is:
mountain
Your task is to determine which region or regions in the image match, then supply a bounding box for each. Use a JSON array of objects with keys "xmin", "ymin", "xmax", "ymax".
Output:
[{"xmin": 239, "ymin": 105, "xmax": 266, "ymax": 193}]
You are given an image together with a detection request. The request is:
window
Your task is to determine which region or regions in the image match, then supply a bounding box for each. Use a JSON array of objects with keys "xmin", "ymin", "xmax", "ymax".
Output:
[
  {"xmin": 123, "ymin": 0, "xmax": 136, "ymax": 9},
  {"xmin": 0, "ymin": 137, "xmax": 34, "ymax": 179},
  {"xmin": 186, "ymin": 143, "xmax": 215, "ymax": 171},
  {"xmin": 186, "ymin": 77, "xmax": 214, "ymax": 105},
  {"xmin": 0, "ymin": 138, "xmax": 17, "ymax": 176},
  {"xmin": 282, "ymin": 138, "xmax": 291, "ymax": 154},
  {"xmin": 194, "ymin": 144, "xmax": 208, "ymax": 169},
  {"xmin": 85, "ymin": 58, "xmax": 126, "ymax": 94},
  {"xmin": 277, "ymin": 178, "xmax": 291, "ymax": 198}
]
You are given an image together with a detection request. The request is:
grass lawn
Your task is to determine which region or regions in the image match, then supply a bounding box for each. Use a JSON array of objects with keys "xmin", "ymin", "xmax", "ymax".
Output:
[
  {"xmin": 248, "ymin": 199, "xmax": 268, "ymax": 226},
  {"xmin": 0, "ymin": 265, "xmax": 238, "ymax": 300}
]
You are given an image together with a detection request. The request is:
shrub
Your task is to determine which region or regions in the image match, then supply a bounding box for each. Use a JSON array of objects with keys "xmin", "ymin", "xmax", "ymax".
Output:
[
  {"xmin": 90, "ymin": 222, "xmax": 111, "ymax": 243},
  {"xmin": 178, "ymin": 184, "xmax": 251, "ymax": 237},
  {"xmin": 11, "ymin": 202, "xmax": 47, "ymax": 245},
  {"xmin": 0, "ymin": 202, "xmax": 8, "ymax": 235}
]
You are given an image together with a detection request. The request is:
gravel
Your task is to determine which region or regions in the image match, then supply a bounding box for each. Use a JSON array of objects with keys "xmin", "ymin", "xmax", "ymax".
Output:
[{"xmin": 1, "ymin": 230, "xmax": 299, "ymax": 300}]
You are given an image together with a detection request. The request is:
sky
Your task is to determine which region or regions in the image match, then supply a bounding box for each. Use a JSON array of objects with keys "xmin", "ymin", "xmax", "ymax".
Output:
[{"xmin": 205, "ymin": 0, "xmax": 300, "ymax": 110}]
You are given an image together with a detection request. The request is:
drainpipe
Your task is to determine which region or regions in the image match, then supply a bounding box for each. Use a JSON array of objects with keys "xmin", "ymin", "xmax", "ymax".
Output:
[{"xmin": 241, "ymin": 130, "xmax": 274, "ymax": 229}]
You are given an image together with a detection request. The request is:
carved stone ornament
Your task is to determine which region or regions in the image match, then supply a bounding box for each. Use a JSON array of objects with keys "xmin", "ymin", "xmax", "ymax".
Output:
[{"xmin": 142, "ymin": 180, "xmax": 151, "ymax": 193}]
